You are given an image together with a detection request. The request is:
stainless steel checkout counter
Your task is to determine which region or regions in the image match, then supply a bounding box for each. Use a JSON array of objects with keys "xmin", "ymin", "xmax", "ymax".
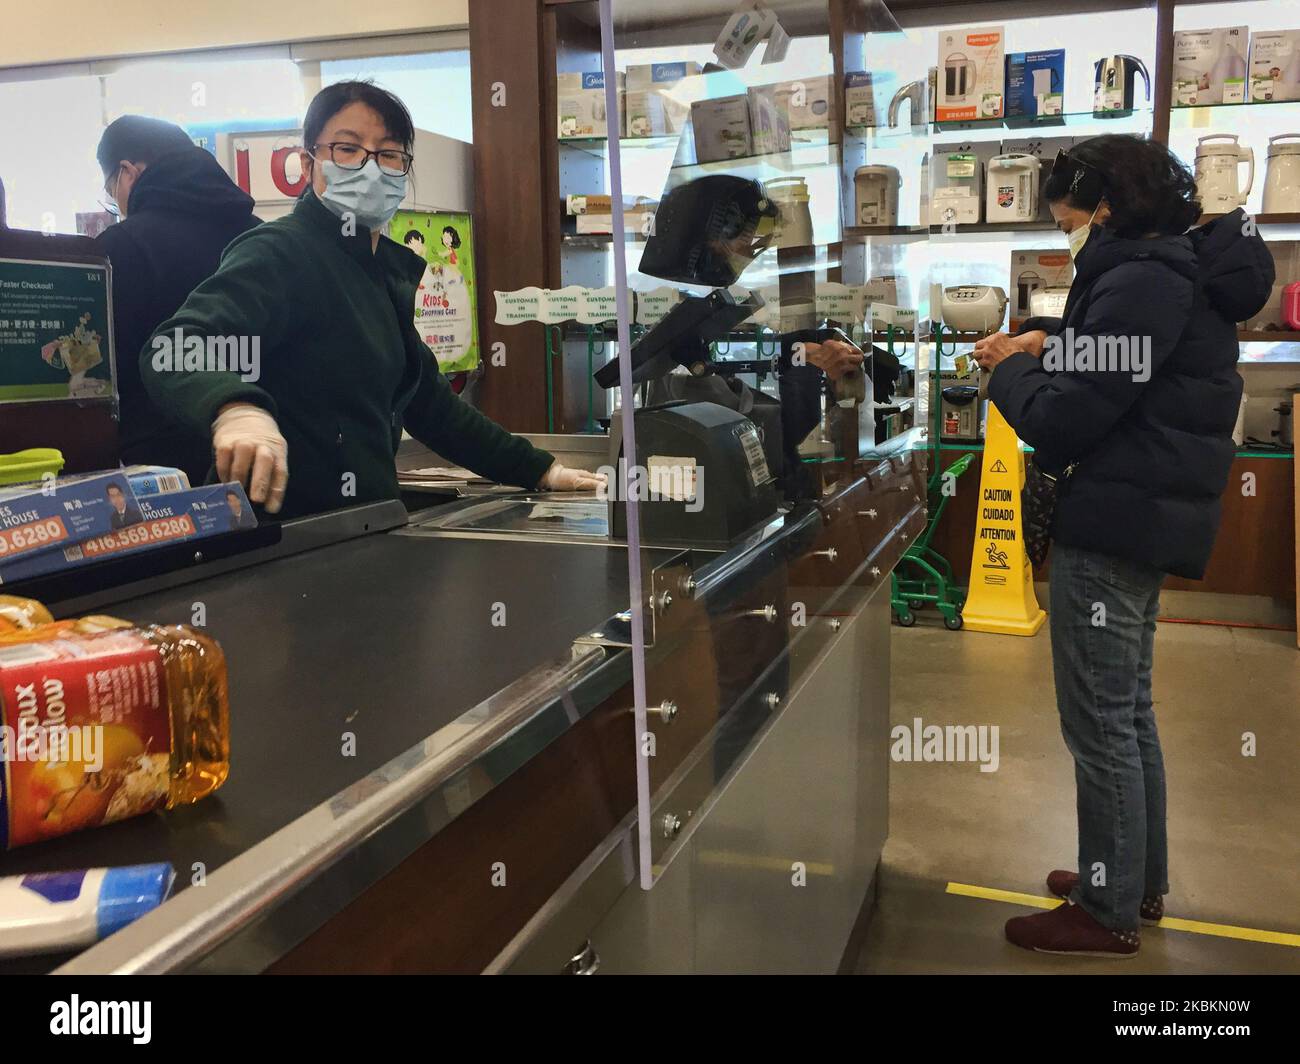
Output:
[{"xmin": 0, "ymin": 436, "xmax": 924, "ymax": 975}]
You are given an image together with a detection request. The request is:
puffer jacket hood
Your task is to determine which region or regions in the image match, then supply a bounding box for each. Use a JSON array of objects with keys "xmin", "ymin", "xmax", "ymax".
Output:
[
  {"xmin": 127, "ymin": 146, "xmax": 256, "ymax": 219},
  {"xmin": 1187, "ymin": 208, "xmax": 1276, "ymax": 323}
]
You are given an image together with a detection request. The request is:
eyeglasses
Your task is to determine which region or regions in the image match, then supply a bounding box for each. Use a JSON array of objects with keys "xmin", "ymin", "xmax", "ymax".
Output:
[
  {"xmin": 311, "ymin": 142, "xmax": 413, "ymax": 176},
  {"xmin": 1050, "ymin": 149, "xmax": 1103, "ymax": 197},
  {"xmin": 99, "ymin": 166, "xmax": 122, "ymax": 218}
]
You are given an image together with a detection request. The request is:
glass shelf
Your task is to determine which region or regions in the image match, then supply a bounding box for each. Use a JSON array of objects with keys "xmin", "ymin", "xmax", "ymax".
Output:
[
  {"xmin": 846, "ymin": 106, "xmax": 1154, "ymax": 143},
  {"xmin": 1169, "ymin": 98, "xmax": 1300, "ymax": 131}
]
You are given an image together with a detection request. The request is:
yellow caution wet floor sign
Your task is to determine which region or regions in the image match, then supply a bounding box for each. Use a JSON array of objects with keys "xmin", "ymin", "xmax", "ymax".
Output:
[{"xmin": 962, "ymin": 402, "xmax": 1046, "ymax": 636}]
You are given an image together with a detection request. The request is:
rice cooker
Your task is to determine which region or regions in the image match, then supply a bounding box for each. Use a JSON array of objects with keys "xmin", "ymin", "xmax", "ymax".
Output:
[
  {"xmin": 941, "ymin": 285, "xmax": 1008, "ymax": 334},
  {"xmin": 1263, "ymin": 134, "xmax": 1300, "ymax": 214},
  {"xmin": 985, "ymin": 153, "xmax": 1040, "ymax": 222}
]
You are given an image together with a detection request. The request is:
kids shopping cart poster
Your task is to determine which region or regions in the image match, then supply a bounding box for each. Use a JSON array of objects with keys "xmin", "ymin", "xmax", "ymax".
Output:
[{"xmin": 391, "ymin": 210, "xmax": 480, "ymax": 374}]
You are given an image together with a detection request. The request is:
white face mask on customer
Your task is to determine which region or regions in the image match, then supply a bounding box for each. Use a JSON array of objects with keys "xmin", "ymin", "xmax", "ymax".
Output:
[{"xmin": 1067, "ymin": 202, "xmax": 1103, "ymax": 261}]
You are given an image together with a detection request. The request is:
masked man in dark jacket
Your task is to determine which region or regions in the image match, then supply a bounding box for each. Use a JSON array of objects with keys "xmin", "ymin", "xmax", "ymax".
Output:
[
  {"xmin": 971, "ymin": 136, "xmax": 1273, "ymax": 959},
  {"xmin": 96, "ymin": 116, "xmax": 260, "ymax": 483}
]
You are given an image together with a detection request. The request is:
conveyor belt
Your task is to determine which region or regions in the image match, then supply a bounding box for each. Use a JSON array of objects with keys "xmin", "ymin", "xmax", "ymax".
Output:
[{"xmin": 0, "ymin": 532, "xmax": 669, "ymax": 973}]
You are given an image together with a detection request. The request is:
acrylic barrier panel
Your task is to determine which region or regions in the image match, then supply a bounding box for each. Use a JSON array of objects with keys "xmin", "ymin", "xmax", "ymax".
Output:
[{"xmin": 598, "ymin": 0, "xmax": 921, "ymax": 927}]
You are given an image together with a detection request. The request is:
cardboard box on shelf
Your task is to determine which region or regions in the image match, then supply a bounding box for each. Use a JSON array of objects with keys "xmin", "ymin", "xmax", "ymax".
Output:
[
  {"xmin": 1172, "ymin": 26, "xmax": 1250, "ymax": 106},
  {"xmin": 558, "ymin": 71, "xmax": 625, "ymax": 139},
  {"xmin": 1248, "ymin": 30, "xmax": 1300, "ymax": 102},
  {"xmin": 845, "ymin": 71, "xmax": 875, "ymax": 127},
  {"xmin": 692, "ymin": 95, "xmax": 754, "ymax": 162},
  {"xmin": 747, "ymin": 89, "xmax": 792, "ymax": 155},
  {"xmin": 625, "ymin": 62, "xmax": 702, "ymax": 137},
  {"xmin": 1006, "ymin": 50, "xmax": 1066, "ymax": 118},
  {"xmin": 937, "ymin": 25, "xmax": 1005, "ymax": 122},
  {"xmin": 1010, "ymin": 248, "xmax": 1073, "ymax": 331},
  {"xmin": 751, "ymin": 74, "xmax": 833, "ymax": 131}
]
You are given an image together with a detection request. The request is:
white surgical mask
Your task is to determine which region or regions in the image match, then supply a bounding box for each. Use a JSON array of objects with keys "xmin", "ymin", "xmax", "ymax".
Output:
[
  {"xmin": 1067, "ymin": 202, "xmax": 1102, "ymax": 261},
  {"xmin": 317, "ymin": 158, "xmax": 407, "ymax": 233}
]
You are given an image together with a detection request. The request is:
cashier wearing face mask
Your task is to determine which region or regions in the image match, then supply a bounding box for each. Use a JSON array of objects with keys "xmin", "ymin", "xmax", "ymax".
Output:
[
  {"xmin": 971, "ymin": 135, "xmax": 1273, "ymax": 958},
  {"xmin": 139, "ymin": 81, "xmax": 601, "ymax": 517}
]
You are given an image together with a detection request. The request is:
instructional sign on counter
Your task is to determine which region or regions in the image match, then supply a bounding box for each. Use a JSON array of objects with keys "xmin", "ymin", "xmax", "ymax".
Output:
[{"xmin": 0, "ymin": 258, "xmax": 114, "ymax": 403}]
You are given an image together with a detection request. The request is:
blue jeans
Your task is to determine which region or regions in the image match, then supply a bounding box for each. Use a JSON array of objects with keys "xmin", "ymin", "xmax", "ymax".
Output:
[{"xmin": 1049, "ymin": 543, "xmax": 1169, "ymax": 931}]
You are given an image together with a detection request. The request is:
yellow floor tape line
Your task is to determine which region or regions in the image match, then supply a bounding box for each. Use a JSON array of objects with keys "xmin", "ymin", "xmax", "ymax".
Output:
[{"xmin": 946, "ymin": 882, "xmax": 1300, "ymax": 947}]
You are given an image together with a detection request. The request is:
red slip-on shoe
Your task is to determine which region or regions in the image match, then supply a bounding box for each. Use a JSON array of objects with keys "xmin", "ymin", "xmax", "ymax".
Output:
[
  {"xmin": 1046, "ymin": 870, "xmax": 1164, "ymax": 924},
  {"xmin": 1005, "ymin": 900, "xmax": 1140, "ymax": 958}
]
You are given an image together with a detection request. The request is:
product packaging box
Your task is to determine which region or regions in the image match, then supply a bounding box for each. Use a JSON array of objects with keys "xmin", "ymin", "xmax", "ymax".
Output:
[
  {"xmin": 557, "ymin": 71, "xmax": 625, "ymax": 139},
  {"xmin": 1173, "ymin": 26, "xmax": 1250, "ymax": 106},
  {"xmin": 625, "ymin": 62, "xmax": 702, "ymax": 137},
  {"xmin": 1010, "ymin": 248, "xmax": 1074, "ymax": 330},
  {"xmin": 747, "ymin": 89, "xmax": 792, "ymax": 154},
  {"xmin": 712, "ymin": 0, "xmax": 779, "ymax": 70},
  {"xmin": 936, "ymin": 25, "xmax": 1005, "ymax": 121},
  {"xmin": 1001, "ymin": 135, "xmax": 1077, "ymax": 222},
  {"xmin": 845, "ymin": 71, "xmax": 876, "ymax": 127},
  {"xmin": 691, "ymin": 95, "xmax": 755, "ymax": 161},
  {"xmin": 932, "ymin": 141, "xmax": 1000, "ymax": 225},
  {"xmin": 750, "ymin": 74, "xmax": 833, "ymax": 131},
  {"xmin": 0, "ymin": 482, "xmax": 255, "ymax": 585},
  {"xmin": 0, "ymin": 466, "xmax": 188, "ymax": 565},
  {"xmin": 1249, "ymin": 30, "xmax": 1300, "ymax": 102},
  {"xmin": 1006, "ymin": 50, "xmax": 1066, "ymax": 117}
]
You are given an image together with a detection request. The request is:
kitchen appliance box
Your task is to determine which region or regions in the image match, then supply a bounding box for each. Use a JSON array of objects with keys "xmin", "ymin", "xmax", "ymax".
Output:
[
  {"xmin": 931, "ymin": 141, "xmax": 1001, "ymax": 225},
  {"xmin": 0, "ymin": 466, "xmax": 188, "ymax": 565},
  {"xmin": 1249, "ymin": 30, "xmax": 1300, "ymax": 102},
  {"xmin": 1010, "ymin": 248, "xmax": 1074, "ymax": 331},
  {"xmin": 0, "ymin": 482, "xmax": 255, "ymax": 585},
  {"xmin": 1006, "ymin": 50, "xmax": 1066, "ymax": 118},
  {"xmin": 936, "ymin": 25, "xmax": 1005, "ymax": 122},
  {"xmin": 625, "ymin": 62, "xmax": 702, "ymax": 137},
  {"xmin": 691, "ymin": 93, "xmax": 790, "ymax": 161},
  {"xmin": 1172, "ymin": 26, "xmax": 1250, "ymax": 106},
  {"xmin": 749, "ymin": 74, "xmax": 833, "ymax": 130},
  {"xmin": 557, "ymin": 71, "xmax": 625, "ymax": 139},
  {"xmin": 845, "ymin": 71, "xmax": 875, "ymax": 127}
]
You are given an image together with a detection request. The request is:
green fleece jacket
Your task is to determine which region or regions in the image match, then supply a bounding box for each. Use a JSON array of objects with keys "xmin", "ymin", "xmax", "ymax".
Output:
[{"xmin": 139, "ymin": 188, "xmax": 553, "ymax": 518}]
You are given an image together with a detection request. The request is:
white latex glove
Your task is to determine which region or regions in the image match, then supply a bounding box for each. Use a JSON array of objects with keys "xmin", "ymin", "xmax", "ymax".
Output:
[
  {"xmin": 212, "ymin": 402, "xmax": 289, "ymax": 514},
  {"xmin": 539, "ymin": 461, "xmax": 607, "ymax": 492}
]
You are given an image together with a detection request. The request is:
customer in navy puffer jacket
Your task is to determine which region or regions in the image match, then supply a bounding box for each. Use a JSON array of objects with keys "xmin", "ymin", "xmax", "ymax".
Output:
[{"xmin": 972, "ymin": 135, "xmax": 1273, "ymax": 958}]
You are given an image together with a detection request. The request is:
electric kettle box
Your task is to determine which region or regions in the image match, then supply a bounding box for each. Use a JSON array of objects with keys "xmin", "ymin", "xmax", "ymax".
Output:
[
  {"xmin": 1248, "ymin": 30, "xmax": 1300, "ymax": 102},
  {"xmin": 558, "ymin": 71, "xmax": 625, "ymax": 139},
  {"xmin": 1010, "ymin": 249, "xmax": 1073, "ymax": 330},
  {"xmin": 936, "ymin": 25, "xmax": 1005, "ymax": 122},
  {"xmin": 691, "ymin": 95, "xmax": 754, "ymax": 161},
  {"xmin": 626, "ymin": 62, "xmax": 702, "ymax": 137},
  {"xmin": 1172, "ymin": 26, "xmax": 1249, "ymax": 106},
  {"xmin": 1006, "ymin": 50, "xmax": 1065, "ymax": 118}
]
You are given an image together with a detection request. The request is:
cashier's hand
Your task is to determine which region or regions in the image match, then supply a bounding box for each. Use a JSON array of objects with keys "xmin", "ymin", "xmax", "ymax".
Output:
[
  {"xmin": 212, "ymin": 403, "xmax": 289, "ymax": 514},
  {"xmin": 539, "ymin": 462, "xmax": 608, "ymax": 492},
  {"xmin": 803, "ymin": 339, "xmax": 864, "ymax": 382},
  {"xmin": 973, "ymin": 331, "xmax": 1041, "ymax": 372}
]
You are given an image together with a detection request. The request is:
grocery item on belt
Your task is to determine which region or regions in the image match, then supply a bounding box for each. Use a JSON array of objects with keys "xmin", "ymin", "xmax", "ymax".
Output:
[
  {"xmin": 0, "ymin": 863, "xmax": 175, "ymax": 958},
  {"xmin": 0, "ymin": 623, "xmax": 230, "ymax": 849},
  {"xmin": 0, "ymin": 595, "xmax": 54, "ymax": 633}
]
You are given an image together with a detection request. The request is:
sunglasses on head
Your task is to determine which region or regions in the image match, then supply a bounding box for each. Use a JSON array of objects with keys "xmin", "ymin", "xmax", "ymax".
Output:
[{"xmin": 1050, "ymin": 149, "xmax": 1105, "ymax": 199}]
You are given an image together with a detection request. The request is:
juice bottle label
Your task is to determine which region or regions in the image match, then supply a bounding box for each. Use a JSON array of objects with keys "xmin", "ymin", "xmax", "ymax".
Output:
[{"xmin": 0, "ymin": 631, "xmax": 172, "ymax": 849}]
